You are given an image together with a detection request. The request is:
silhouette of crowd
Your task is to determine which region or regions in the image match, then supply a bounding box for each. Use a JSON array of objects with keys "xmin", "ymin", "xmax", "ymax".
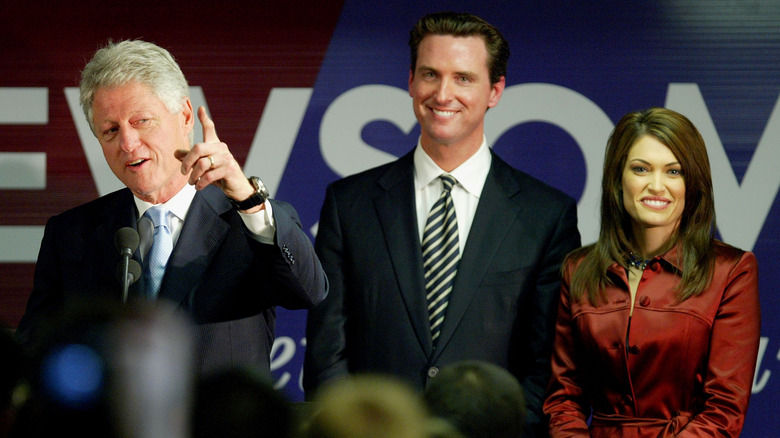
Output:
[{"xmin": 1, "ymin": 300, "xmax": 527, "ymax": 438}]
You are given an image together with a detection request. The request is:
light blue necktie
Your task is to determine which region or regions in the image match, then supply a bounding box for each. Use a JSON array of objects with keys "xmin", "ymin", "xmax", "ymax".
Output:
[
  {"xmin": 143, "ymin": 206, "xmax": 173, "ymax": 299},
  {"xmin": 422, "ymin": 174, "xmax": 460, "ymax": 348}
]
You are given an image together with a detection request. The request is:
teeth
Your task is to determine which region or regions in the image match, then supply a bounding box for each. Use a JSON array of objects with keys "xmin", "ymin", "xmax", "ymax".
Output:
[
  {"xmin": 129, "ymin": 159, "xmax": 144, "ymax": 166},
  {"xmin": 644, "ymin": 199, "xmax": 669, "ymax": 207},
  {"xmin": 432, "ymin": 109, "xmax": 456, "ymax": 116}
]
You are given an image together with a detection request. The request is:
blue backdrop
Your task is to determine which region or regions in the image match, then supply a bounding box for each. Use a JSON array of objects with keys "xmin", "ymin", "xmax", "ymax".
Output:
[{"xmin": 269, "ymin": 2, "xmax": 780, "ymax": 435}]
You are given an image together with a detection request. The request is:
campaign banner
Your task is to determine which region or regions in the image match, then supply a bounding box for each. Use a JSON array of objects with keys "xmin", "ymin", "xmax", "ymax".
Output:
[{"xmin": 2, "ymin": 1, "xmax": 778, "ymax": 435}]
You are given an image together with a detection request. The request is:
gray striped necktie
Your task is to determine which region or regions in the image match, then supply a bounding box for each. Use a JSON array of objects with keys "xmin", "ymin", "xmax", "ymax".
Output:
[{"xmin": 422, "ymin": 174, "xmax": 460, "ymax": 348}]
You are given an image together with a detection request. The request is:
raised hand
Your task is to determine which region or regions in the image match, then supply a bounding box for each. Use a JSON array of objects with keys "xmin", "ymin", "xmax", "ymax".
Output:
[{"xmin": 175, "ymin": 106, "xmax": 256, "ymax": 204}]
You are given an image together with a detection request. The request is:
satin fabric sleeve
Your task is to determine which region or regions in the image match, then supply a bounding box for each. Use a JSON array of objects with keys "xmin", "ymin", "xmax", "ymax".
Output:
[{"xmin": 678, "ymin": 251, "xmax": 761, "ymax": 436}]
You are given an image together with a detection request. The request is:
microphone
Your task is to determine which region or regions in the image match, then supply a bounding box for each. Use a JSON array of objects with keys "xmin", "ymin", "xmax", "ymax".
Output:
[
  {"xmin": 115, "ymin": 259, "xmax": 142, "ymax": 295},
  {"xmin": 115, "ymin": 227, "xmax": 140, "ymax": 303}
]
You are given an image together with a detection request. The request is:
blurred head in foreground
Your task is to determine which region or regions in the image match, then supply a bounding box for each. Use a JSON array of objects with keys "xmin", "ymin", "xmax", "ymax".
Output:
[
  {"xmin": 424, "ymin": 360, "xmax": 526, "ymax": 438},
  {"xmin": 302, "ymin": 374, "xmax": 434, "ymax": 438}
]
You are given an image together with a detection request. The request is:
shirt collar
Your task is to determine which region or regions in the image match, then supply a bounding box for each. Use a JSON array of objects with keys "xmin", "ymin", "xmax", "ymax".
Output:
[
  {"xmin": 413, "ymin": 135, "xmax": 492, "ymax": 197},
  {"xmin": 134, "ymin": 183, "xmax": 197, "ymax": 222}
]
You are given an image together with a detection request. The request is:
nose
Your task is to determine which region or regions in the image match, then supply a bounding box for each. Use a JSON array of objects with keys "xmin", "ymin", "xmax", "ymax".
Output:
[
  {"xmin": 118, "ymin": 127, "xmax": 140, "ymax": 153},
  {"xmin": 647, "ymin": 171, "xmax": 665, "ymax": 192},
  {"xmin": 434, "ymin": 77, "xmax": 453, "ymax": 103}
]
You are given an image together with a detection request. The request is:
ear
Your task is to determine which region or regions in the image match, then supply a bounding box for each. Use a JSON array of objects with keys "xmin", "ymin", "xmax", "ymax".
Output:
[
  {"xmin": 180, "ymin": 98, "xmax": 194, "ymax": 133},
  {"xmin": 487, "ymin": 76, "xmax": 506, "ymax": 108},
  {"xmin": 408, "ymin": 70, "xmax": 415, "ymax": 97}
]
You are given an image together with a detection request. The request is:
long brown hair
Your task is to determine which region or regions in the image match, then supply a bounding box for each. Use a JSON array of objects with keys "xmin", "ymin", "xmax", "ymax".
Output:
[{"xmin": 569, "ymin": 107, "xmax": 716, "ymax": 304}]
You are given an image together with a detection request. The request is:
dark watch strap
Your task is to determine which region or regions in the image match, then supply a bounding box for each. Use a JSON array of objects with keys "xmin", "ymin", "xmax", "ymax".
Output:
[{"xmin": 229, "ymin": 176, "xmax": 268, "ymax": 210}]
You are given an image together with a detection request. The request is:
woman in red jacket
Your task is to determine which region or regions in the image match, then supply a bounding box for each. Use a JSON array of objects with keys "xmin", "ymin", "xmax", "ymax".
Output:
[{"xmin": 544, "ymin": 107, "xmax": 760, "ymax": 437}]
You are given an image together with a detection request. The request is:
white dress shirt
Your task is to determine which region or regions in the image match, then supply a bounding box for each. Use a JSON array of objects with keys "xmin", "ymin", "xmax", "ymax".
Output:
[
  {"xmin": 135, "ymin": 183, "xmax": 275, "ymax": 262},
  {"xmin": 413, "ymin": 137, "xmax": 492, "ymax": 253}
]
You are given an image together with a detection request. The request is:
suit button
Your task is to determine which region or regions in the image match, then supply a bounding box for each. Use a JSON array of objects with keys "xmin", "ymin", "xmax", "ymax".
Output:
[
  {"xmin": 427, "ymin": 367, "xmax": 440, "ymax": 378},
  {"xmin": 282, "ymin": 245, "xmax": 295, "ymax": 264},
  {"xmin": 639, "ymin": 296, "xmax": 651, "ymax": 307}
]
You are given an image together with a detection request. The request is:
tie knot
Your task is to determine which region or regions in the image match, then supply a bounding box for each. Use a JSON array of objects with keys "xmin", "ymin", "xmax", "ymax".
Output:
[
  {"xmin": 144, "ymin": 206, "xmax": 170, "ymax": 229},
  {"xmin": 440, "ymin": 174, "xmax": 457, "ymax": 192}
]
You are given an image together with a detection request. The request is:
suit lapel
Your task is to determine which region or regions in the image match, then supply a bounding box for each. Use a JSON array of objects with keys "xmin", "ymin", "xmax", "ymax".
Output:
[
  {"xmin": 91, "ymin": 189, "xmax": 143, "ymax": 299},
  {"xmin": 158, "ymin": 186, "xmax": 231, "ymax": 306},
  {"xmin": 374, "ymin": 152, "xmax": 434, "ymax": 356},
  {"xmin": 433, "ymin": 154, "xmax": 524, "ymax": 358}
]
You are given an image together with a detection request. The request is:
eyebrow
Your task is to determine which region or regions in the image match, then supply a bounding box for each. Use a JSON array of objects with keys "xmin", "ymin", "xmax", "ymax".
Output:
[
  {"xmin": 628, "ymin": 158, "xmax": 681, "ymax": 167},
  {"xmin": 416, "ymin": 65, "xmax": 479, "ymax": 78}
]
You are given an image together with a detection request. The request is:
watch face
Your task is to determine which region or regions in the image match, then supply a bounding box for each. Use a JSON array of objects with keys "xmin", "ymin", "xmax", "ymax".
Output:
[{"xmin": 250, "ymin": 177, "xmax": 269, "ymax": 198}]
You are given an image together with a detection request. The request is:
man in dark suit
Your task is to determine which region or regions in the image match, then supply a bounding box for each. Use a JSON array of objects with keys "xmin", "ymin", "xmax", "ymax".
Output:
[
  {"xmin": 17, "ymin": 39, "xmax": 328, "ymax": 376},
  {"xmin": 304, "ymin": 12, "xmax": 580, "ymax": 436}
]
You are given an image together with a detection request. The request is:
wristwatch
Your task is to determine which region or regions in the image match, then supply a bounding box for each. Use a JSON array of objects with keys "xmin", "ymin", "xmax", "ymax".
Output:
[{"xmin": 229, "ymin": 176, "xmax": 269, "ymax": 210}]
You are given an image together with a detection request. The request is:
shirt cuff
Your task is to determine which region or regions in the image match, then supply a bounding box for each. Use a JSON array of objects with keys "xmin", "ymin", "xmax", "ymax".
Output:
[{"xmin": 238, "ymin": 200, "xmax": 276, "ymax": 244}]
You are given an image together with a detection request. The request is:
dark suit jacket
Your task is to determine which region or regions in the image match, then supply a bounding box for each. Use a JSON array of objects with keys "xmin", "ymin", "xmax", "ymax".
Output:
[
  {"xmin": 18, "ymin": 185, "xmax": 327, "ymax": 375},
  {"xmin": 304, "ymin": 149, "xmax": 580, "ymax": 436}
]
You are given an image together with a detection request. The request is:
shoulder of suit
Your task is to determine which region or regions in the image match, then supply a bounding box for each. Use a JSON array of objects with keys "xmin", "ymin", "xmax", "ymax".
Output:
[
  {"xmin": 328, "ymin": 152, "xmax": 413, "ymax": 193},
  {"xmin": 492, "ymin": 154, "xmax": 575, "ymax": 204},
  {"xmin": 51, "ymin": 187, "xmax": 133, "ymax": 222},
  {"xmin": 198, "ymin": 184, "xmax": 230, "ymax": 207}
]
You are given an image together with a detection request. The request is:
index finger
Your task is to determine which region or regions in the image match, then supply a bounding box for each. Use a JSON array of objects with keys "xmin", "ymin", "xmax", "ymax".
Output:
[{"xmin": 198, "ymin": 106, "xmax": 220, "ymax": 143}]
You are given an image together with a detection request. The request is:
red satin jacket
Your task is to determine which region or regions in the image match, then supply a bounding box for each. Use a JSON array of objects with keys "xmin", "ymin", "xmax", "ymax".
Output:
[{"xmin": 544, "ymin": 242, "xmax": 760, "ymax": 437}]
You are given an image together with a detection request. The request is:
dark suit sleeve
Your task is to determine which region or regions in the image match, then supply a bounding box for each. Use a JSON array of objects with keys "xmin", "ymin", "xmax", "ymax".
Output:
[
  {"xmin": 544, "ymin": 260, "xmax": 591, "ymax": 436},
  {"xmin": 303, "ymin": 184, "xmax": 349, "ymax": 397},
  {"xmin": 16, "ymin": 216, "xmax": 62, "ymax": 345},
  {"xmin": 523, "ymin": 196, "xmax": 581, "ymax": 437},
  {"xmin": 260, "ymin": 199, "xmax": 328, "ymax": 310}
]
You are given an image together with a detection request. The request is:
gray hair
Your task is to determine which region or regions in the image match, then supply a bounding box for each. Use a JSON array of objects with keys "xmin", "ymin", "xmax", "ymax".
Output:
[{"xmin": 79, "ymin": 40, "xmax": 191, "ymax": 138}]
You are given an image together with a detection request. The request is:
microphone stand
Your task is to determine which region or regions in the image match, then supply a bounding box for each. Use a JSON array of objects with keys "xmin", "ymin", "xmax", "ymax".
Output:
[
  {"xmin": 121, "ymin": 251, "xmax": 132, "ymax": 303},
  {"xmin": 115, "ymin": 227, "xmax": 140, "ymax": 304}
]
